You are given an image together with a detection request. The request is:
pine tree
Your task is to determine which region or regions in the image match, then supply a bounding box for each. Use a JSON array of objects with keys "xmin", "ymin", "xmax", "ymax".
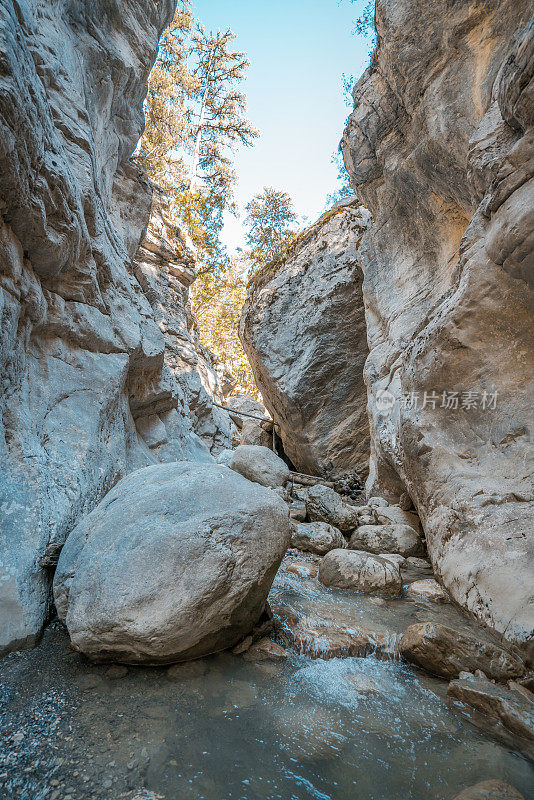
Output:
[
  {"xmin": 138, "ymin": 3, "xmax": 196, "ymax": 192},
  {"xmin": 188, "ymin": 26, "xmax": 258, "ymax": 194},
  {"xmin": 244, "ymin": 188, "xmax": 298, "ymax": 272}
]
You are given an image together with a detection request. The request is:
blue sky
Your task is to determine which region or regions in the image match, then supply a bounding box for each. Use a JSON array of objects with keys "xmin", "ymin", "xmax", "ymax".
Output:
[{"xmin": 194, "ymin": 0, "xmax": 371, "ymax": 250}]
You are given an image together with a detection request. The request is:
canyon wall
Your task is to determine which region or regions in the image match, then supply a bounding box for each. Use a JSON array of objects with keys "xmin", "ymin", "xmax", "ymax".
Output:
[
  {"xmin": 0, "ymin": 0, "xmax": 230, "ymax": 655},
  {"xmin": 240, "ymin": 199, "xmax": 370, "ymax": 478},
  {"xmin": 341, "ymin": 1, "xmax": 533, "ymax": 649}
]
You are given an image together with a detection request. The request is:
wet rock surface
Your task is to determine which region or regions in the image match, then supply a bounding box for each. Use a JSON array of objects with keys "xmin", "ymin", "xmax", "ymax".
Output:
[
  {"xmin": 400, "ymin": 623, "xmax": 525, "ymax": 681},
  {"xmin": 54, "ymin": 462, "xmax": 290, "ymax": 664},
  {"xmin": 2, "ymin": 556, "xmax": 533, "ymax": 799},
  {"xmin": 451, "ymin": 781, "xmax": 526, "ymax": 800},
  {"xmin": 448, "ymin": 674, "xmax": 534, "ymax": 741},
  {"xmin": 318, "ymin": 549, "xmax": 403, "ymax": 596}
]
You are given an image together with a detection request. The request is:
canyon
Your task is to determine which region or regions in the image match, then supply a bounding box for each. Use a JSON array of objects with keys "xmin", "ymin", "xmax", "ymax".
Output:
[
  {"xmin": 242, "ymin": 0, "xmax": 534, "ymax": 655},
  {"xmin": 0, "ymin": 0, "xmax": 533, "ymax": 797}
]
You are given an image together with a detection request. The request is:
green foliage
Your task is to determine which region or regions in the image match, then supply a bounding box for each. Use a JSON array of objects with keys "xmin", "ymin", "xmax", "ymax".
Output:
[
  {"xmin": 188, "ymin": 26, "xmax": 259, "ymax": 194},
  {"xmin": 351, "ymin": 0, "xmax": 376, "ymax": 38},
  {"xmin": 243, "ymin": 187, "xmax": 298, "ymax": 274},
  {"xmin": 192, "ymin": 258, "xmax": 259, "ymax": 397},
  {"xmin": 140, "ymin": 3, "xmax": 260, "ymax": 396}
]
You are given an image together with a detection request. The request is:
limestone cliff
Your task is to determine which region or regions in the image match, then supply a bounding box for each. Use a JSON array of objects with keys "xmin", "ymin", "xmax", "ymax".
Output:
[
  {"xmin": 341, "ymin": 2, "xmax": 533, "ymax": 649},
  {"xmin": 240, "ymin": 199, "xmax": 370, "ymax": 478},
  {"xmin": 0, "ymin": 0, "xmax": 229, "ymax": 655}
]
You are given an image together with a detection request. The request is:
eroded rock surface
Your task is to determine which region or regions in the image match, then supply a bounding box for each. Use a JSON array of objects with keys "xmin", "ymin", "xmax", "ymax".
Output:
[
  {"xmin": 399, "ymin": 622, "xmax": 525, "ymax": 681},
  {"xmin": 240, "ymin": 199, "xmax": 371, "ymax": 477},
  {"xmin": 340, "ymin": 1, "xmax": 534, "ymax": 648},
  {"xmin": 448, "ymin": 674, "xmax": 534, "ymax": 742},
  {"xmin": 54, "ymin": 462, "xmax": 290, "ymax": 663},
  {"xmin": 0, "ymin": 0, "xmax": 230, "ymax": 655}
]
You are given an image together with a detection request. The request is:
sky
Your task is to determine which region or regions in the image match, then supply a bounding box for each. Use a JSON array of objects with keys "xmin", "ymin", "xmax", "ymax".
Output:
[{"xmin": 194, "ymin": 0, "xmax": 372, "ymax": 251}]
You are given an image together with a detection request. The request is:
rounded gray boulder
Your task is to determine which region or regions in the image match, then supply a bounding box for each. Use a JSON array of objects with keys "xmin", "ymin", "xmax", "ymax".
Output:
[
  {"xmin": 54, "ymin": 462, "xmax": 290, "ymax": 664},
  {"xmin": 228, "ymin": 444, "xmax": 290, "ymax": 488}
]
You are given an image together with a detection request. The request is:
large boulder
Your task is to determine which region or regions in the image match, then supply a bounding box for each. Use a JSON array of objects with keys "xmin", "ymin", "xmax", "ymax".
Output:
[
  {"xmin": 342, "ymin": 0, "xmax": 534, "ymax": 649},
  {"xmin": 399, "ymin": 623, "xmax": 525, "ymax": 680},
  {"xmin": 348, "ymin": 523, "xmax": 423, "ymax": 557},
  {"xmin": 239, "ymin": 199, "xmax": 371, "ymax": 478},
  {"xmin": 290, "ymin": 521, "xmax": 345, "ymax": 555},
  {"xmin": 228, "ymin": 445, "xmax": 290, "ymax": 488},
  {"xmin": 54, "ymin": 462, "xmax": 290, "ymax": 664},
  {"xmin": 305, "ymin": 484, "xmax": 359, "ymax": 532},
  {"xmin": 318, "ymin": 549, "xmax": 402, "ymax": 596}
]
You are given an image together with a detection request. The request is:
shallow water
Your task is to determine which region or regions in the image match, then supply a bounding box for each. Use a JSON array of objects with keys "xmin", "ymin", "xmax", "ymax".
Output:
[{"xmin": 1, "ymin": 556, "xmax": 533, "ymax": 800}]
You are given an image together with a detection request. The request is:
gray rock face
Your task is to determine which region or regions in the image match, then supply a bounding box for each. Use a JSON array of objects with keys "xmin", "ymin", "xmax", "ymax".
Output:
[
  {"xmin": 291, "ymin": 521, "xmax": 346, "ymax": 555},
  {"xmin": 348, "ymin": 524, "xmax": 423, "ymax": 558},
  {"xmin": 240, "ymin": 199, "xmax": 371, "ymax": 477},
  {"xmin": 0, "ymin": 0, "xmax": 229, "ymax": 655},
  {"xmin": 399, "ymin": 623, "xmax": 525, "ymax": 681},
  {"xmin": 54, "ymin": 462, "xmax": 290, "ymax": 664},
  {"xmin": 224, "ymin": 394, "xmax": 268, "ymax": 429},
  {"xmin": 229, "ymin": 445, "xmax": 290, "ymax": 488},
  {"xmin": 340, "ymin": 2, "xmax": 534, "ymax": 649},
  {"xmin": 318, "ymin": 549, "xmax": 402, "ymax": 596}
]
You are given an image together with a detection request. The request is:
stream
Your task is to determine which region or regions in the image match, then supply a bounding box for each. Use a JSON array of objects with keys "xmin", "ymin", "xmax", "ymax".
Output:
[{"xmin": 1, "ymin": 552, "xmax": 532, "ymax": 800}]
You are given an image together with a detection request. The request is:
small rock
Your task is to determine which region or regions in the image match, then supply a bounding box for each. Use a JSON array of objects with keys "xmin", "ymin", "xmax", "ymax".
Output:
[
  {"xmin": 318, "ymin": 549, "xmax": 402, "ymax": 596},
  {"xmin": 106, "ymin": 665, "xmax": 128, "ymax": 679},
  {"xmin": 398, "ymin": 492, "xmax": 413, "ymax": 511},
  {"xmin": 75, "ymin": 674, "xmax": 104, "ymax": 691},
  {"xmin": 406, "ymin": 579, "xmax": 450, "ymax": 603},
  {"xmin": 374, "ymin": 505, "xmax": 422, "ymax": 533},
  {"xmin": 448, "ymin": 673, "xmax": 534, "ymax": 741},
  {"xmin": 405, "ymin": 556, "xmax": 432, "ymax": 570},
  {"xmin": 305, "ymin": 484, "xmax": 359, "ymax": 532},
  {"xmin": 399, "ymin": 622, "xmax": 525, "ymax": 680},
  {"xmin": 228, "ymin": 444, "xmax": 290, "ymax": 488},
  {"xmin": 368, "ymin": 497, "xmax": 389, "ymax": 508},
  {"xmin": 279, "ymin": 615, "xmax": 398, "ymax": 660},
  {"xmin": 349, "ymin": 523, "xmax": 423, "ymax": 557},
  {"xmin": 291, "ymin": 521, "xmax": 345, "ymax": 555},
  {"xmin": 232, "ymin": 636, "xmax": 253, "ymax": 655},
  {"xmin": 284, "ymin": 562, "xmax": 319, "ymax": 578},
  {"xmin": 450, "ymin": 781, "xmax": 525, "ymax": 800},
  {"xmin": 378, "ymin": 553, "xmax": 406, "ymax": 568},
  {"xmin": 288, "ymin": 502, "xmax": 307, "ymax": 522},
  {"xmin": 242, "ymin": 638, "xmax": 288, "ymax": 661}
]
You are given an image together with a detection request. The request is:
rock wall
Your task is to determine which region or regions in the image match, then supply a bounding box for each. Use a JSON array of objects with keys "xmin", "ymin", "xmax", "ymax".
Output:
[
  {"xmin": 0, "ymin": 0, "xmax": 229, "ymax": 655},
  {"xmin": 341, "ymin": 2, "xmax": 533, "ymax": 650},
  {"xmin": 240, "ymin": 199, "xmax": 371, "ymax": 478}
]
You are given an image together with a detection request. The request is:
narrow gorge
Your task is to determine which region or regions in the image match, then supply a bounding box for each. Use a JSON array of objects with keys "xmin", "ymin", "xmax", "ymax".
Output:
[{"xmin": 0, "ymin": 1, "xmax": 533, "ymax": 799}]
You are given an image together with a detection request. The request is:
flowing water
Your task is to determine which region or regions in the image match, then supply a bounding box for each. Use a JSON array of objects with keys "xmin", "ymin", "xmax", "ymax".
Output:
[{"xmin": 1, "ymin": 553, "xmax": 532, "ymax": 800}]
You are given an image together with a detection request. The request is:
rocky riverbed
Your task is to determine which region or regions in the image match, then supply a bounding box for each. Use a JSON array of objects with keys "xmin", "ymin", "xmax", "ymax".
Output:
[{"xmin": 1, "ymin": 542, "xmax": 533, "ymax": 800}]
